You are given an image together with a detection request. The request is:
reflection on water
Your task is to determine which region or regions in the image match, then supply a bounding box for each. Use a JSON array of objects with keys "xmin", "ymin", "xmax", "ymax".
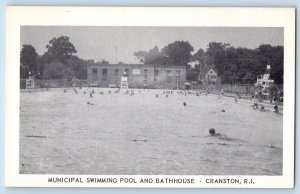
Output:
[{"xmin": 20, "ymin": 89, "xmax": 282, "ymax": 175}]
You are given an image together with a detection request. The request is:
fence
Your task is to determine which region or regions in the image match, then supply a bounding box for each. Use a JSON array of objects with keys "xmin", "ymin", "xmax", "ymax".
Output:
[
  {"xmin": 192, "ymin": 83, "xmax": 283, "ymax": 94},
  {"xmin": 20, "ymin": 79, "xmax": 88, "ymax": 89},
  {"xmin": 221, "ymin": 84, "xmax": 255, "ymax": 95},
  {"xmin": 190, "ymin": 83, "xmax": 254, "ymax": 95}
]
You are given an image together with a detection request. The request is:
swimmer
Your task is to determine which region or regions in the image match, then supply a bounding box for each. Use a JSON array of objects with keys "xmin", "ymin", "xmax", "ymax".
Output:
[
  {"xmin": 156, "ymin": 94, "xmax": 158, "ymax": 98},
  {"xmin": 87, "ymin": 101, "xmax": 94, "ymax": 105},
  {"xmin": 90, "ymin": 93, "xmax": 93, "ymax": 98},
  {"xmin": 209, "ymin": 128, "xmax": 221, "ymax": 136},
  {"xmin": 274, "ymin": 105, "xmax": 280, "ymax": 113},
  {"xmin": 267, "ymin": 144, "xmax": 275, "ymax": 148},
  {"xmin": 208, "ymin": 128, "xmax": 247, "ymax": 144},
  {"xmin": 236, "ymin": 92, "xmax": 241, "ymax": 99},
  {"xmin": 218, "ymin": 142, "xmax": 228, "ymax": 146},
  {"xmin": 253, "ymin": 103, "xmax": 258, "ymax": 109},
  {"xmin": 220, "ymin": 109, "xmax": 225, "ymax": 112},
  {"xmin": 183, "ymin": 102, "xmax": 187, "ymax": 106}
]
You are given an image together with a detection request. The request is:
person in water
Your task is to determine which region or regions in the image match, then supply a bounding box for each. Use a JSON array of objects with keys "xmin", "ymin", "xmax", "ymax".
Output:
[
  {"xmin": 208, "ymin": 128, "xmax": 247, "ymax": 144},
  {"xmin": 274, "ymin": 105, "xmax": 280, "ymax": 113},
  {"xmin": 209, "ymin": 128, "xmax": 222, "ymax": 136}
]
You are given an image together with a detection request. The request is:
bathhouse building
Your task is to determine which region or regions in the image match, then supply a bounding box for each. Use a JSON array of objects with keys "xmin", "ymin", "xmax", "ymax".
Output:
[{"xmin": 87, "ymin": 63, "xmax": 186, "ymax": 89}]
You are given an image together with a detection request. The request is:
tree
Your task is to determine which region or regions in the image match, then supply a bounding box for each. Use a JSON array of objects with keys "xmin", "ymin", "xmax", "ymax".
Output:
[
  {"xmin": 42, "ymin": 61, "xmax": 74, "ymax": 80},
  {"xmin": 134, "ymin": 46, "xmax": 166, "ymax": 65},
  {"xmin": 255, "ymin": 44, "xmax": 283, "ymax": 84},
  {"xmin": 200, "ymin": 42, "xmax": 280, "ymax": 84},
  {"xmin": 144, "ymin": 46, "xmax": 166, "ymax": 64},
  {"xmin": 186, "ymin": 48, "xmax": 205, "ymax": 81},
  {"xmin": 162, "ymin": 41, "xmax": 194, "ymax": 66},
  {"xmin": 20, "ymin": 44, "xmax": 39, "ymax": 78},
  {"xmin": 133, "ymin": 50, "xmax": 147, "ymax": 63},
  {"xmin": 186, "ymin": 64, "xmax": 199, "ymax": 81},
  {"xmin": 66, "ymin": 56, "xmax": 88, "ymax": 80},
  {"xmin": 39, "ymin": 36, "xmax": 86, "ymax": 80},
  {"xmin": 97, "ymin": 59, "xmax": 109, "ymax": 64},
  {"xmin": 192, "ymin": 48, "xmax": 205, "ymax": 65},
  {"xmin": 134, "ymin": 41, "xmax": 194, "ymax": 66},
  {"xmin": 204, "ymin": 42, "xmax": 228, "ymax": 71},
  {"xmin": 45, "ymin": 36, "xmax": 77, "ymax": 64}
]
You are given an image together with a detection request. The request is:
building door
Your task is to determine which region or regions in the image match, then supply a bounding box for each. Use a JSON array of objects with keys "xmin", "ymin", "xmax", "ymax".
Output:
[
  {"xmin": 176, "ymin": 70, "xmax": 181, "ymax": 89},
  {"xmin": 91, "ymin": 68, "xmax": 98, "ymax": 84}
]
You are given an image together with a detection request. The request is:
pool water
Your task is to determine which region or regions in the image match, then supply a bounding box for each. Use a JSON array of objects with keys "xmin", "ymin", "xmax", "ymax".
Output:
[{"xmin": 20, "ymin": 88, "xmax": 282, "ymax": 175}]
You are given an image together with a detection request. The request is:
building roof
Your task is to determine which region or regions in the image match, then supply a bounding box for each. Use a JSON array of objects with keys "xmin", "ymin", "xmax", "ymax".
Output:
[
  {"xmin": 200, "ymin": 65, "xmax": 218, "ymax": 77},
  {"xmin": 88, "ymin": 63, "xmax": 186, "ymax": 69}
]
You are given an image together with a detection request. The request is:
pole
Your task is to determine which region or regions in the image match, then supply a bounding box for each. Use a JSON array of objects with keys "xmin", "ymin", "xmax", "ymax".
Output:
[{"xmin": 115, "ymin": 31, "xmax": 118, "ymax": 64}]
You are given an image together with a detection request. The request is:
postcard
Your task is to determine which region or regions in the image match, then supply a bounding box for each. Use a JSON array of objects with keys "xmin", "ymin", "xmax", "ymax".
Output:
[{"xmin": 5, "ymin": 6, "xmax": 295, "ymax": 188}]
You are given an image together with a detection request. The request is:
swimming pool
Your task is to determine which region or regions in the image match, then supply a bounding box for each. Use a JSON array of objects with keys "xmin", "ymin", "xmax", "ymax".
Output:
[{"xmin": 19, "ymin": 88, "xmax": 282, "ymax": 175}]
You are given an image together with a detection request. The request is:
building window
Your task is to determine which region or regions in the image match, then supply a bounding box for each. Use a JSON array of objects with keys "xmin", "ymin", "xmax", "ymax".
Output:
[
  {"xmin": 154, "ymin": 69, "xmax": 159, "ymax": 81},
  {"xmin": 144, "ymin": 69, "xmax": 148, "ymax": 83},
  {"xmin": 125, "ymin": 69, "xmax": 130, "ymax": 77},
  {"xmin": 166, "ymin": 70, "xmax": 172, "ymax": 83},
  {"xmin": 115, "ymin": 69, "xmax": 119, "ymax": 76},
  {"xmin": 102, "ymin": 69, "xmax": 108, "ymax": 81},
  {"xmin": 176, "ymin": 70, "xmax": 181, "ymax": 79},
  {"xmin": 92, "ymin": 68, "xmax": 98, "ymax": 74}
]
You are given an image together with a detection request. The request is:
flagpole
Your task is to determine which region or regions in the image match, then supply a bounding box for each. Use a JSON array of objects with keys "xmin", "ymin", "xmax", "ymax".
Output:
[{"xmin": 115, "ymin": 31, "xmax": 118, "ymax": 64}]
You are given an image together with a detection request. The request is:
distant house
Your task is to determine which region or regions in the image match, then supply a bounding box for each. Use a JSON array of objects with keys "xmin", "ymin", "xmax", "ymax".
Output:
[{"xmin": 200, "ymin": 65, "xmax": 218, "ymax": 83}]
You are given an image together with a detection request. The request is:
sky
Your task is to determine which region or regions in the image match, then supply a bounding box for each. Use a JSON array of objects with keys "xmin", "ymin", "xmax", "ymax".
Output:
[{"xmin": 20, "ymin": 26, "xmax": 283, "ymax": 64}]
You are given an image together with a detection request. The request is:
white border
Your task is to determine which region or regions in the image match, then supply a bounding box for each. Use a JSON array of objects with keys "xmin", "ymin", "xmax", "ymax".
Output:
[{"xmin": 5, "ymin": 6, "xmax": 295, "ymax": 188}]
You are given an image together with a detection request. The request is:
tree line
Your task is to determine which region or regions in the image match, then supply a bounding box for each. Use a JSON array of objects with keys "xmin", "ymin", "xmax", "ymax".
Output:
[
  {"xmin": 134, "ymin": 41, "xmax": 283, "ymax": 84},
  {"xmin": 21, "ymin": 36, "xmax": 89, "ymax": 81},
  {"xmin": 20, "ymin": 35, "xmax": 283, "ymax": 84}
]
